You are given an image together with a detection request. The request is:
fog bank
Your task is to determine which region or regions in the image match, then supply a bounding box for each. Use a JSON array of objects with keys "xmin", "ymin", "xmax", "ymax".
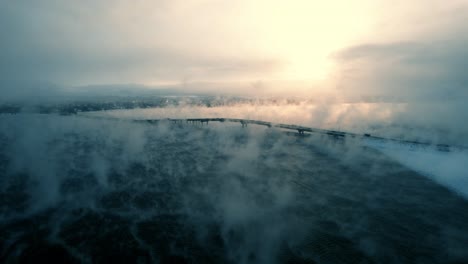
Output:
[{"xmin": 1, "ymin": 114, "xmax": 468, "ymax": 263}]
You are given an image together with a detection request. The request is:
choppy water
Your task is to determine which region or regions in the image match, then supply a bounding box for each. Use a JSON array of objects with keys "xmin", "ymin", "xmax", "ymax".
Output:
[{"xmin": 1, "ymin": 114, "xmax": 468, "ymax": 263}]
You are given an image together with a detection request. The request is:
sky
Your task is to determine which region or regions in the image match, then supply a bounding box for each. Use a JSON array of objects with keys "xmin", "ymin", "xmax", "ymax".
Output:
[{"xmin": 0, "ymin": 0, "xmax": 467, "ymax": 97}]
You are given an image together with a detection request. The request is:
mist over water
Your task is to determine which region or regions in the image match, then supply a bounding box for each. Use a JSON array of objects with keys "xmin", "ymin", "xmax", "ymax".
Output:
[
  {"xmin": 1, "ymin": 109, "xmax": 468, "ymax": 263},
  {"xmin": 87, "ymin": 101, "xmax": 468, "ymax": 146},
  {"xmin": 2, "ymin": 0, "xmax": 468, "ymax": 262}
]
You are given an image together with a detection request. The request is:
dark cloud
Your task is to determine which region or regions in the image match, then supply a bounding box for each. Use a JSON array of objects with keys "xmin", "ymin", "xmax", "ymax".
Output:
[
  {"xmin": 332, "ymin": 8, "xmax": 468, "ymax": 144},
  {"xmin": 335, "ymin": 40, "xmax": 468, "ymax": 99},
  {"xmin": 334, "ymin": 12, "xmax": 468, "ymax": 100}
]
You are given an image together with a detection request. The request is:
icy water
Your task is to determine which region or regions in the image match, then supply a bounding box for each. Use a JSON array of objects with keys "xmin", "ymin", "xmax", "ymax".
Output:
[{"xmin": 1, "ymin": 114, "xmax": 468, "ymax": 263}]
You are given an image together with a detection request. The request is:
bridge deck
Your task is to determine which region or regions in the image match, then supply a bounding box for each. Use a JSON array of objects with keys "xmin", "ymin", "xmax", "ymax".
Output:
[{"xmin": 84, "ymin": 115, "xmax": 464, "ymax": 152}]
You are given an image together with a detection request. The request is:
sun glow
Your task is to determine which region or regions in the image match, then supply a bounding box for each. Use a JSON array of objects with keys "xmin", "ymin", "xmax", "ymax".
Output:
[
  {"xmin": 244, "ymin": 1, "xmax": 377, "ymax": 80},
  {"xmin": 63, "ymin": 0, "xmax": 381, "ymax": 85}
]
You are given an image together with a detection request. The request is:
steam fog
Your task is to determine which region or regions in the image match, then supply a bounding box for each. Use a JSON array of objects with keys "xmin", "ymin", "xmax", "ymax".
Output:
[
  {"xmin": 2, "ymin": 0, "xmax": 468, "ymax": 263},
  {"xmin": 1, "ymin": 108, "xmax": 468, "ymax": 263}
]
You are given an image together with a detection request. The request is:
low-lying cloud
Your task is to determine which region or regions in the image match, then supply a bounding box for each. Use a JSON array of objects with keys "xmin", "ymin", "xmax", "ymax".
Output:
[{"xmin": 1, "ymin": 114, "xmax": 468, "ymax": 263}]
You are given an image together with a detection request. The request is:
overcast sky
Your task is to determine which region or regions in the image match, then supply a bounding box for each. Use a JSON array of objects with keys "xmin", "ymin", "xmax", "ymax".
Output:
[{"xmin": 1, "ymin": 0, "xmax": 467, "ymax": 98}]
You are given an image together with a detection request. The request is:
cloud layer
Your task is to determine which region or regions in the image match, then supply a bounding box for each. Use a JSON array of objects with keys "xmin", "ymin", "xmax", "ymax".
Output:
[{"xmin": 0, "ymin": 0, "xmax": 280, "ymax": 90}]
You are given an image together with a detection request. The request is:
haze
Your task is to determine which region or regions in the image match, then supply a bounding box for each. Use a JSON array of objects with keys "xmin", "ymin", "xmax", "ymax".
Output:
[
  {"xmin": 0, "ymin": 0, "xmax": 466, "ymax": 94},
  {"xmin": 1, "ymin": 1, "xmax": 468, "ymax": 263}
]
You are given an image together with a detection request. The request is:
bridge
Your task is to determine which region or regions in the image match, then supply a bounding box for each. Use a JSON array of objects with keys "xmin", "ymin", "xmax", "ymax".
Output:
[
  {"xmin": 123, "ymin": 117, "xmax": 462, "ymax": 152},
  {"xmin": 137, "ymin": 117, "xmax": 349, "ymax": 136},
  {"xmin": 79, "ymin": 114, "xmax": 465, "ymax": 152}
]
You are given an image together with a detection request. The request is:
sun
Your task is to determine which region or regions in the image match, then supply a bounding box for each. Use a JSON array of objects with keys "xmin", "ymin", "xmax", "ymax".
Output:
[{"xmin": 244, "ymin": 0, "xmax": 376, "ymax": 81}]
